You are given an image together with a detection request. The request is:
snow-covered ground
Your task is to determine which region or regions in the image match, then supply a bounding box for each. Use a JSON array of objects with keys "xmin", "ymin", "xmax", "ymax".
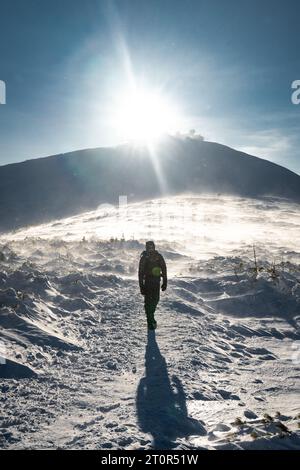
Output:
[{"xmin": 0, "ymin": 194, "xmax": 299, "ymax": 449}]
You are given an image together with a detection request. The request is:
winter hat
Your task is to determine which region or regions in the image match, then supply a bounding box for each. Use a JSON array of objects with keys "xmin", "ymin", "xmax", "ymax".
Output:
[{"xmin": 146, "ymin": 240, "xmax": 155, "ymax": 251}]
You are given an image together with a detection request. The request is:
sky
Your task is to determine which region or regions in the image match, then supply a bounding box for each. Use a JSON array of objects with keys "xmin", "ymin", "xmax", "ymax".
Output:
[{"xmin": 0, "ymin": 0, "xmax": 299, "ymax": 173}]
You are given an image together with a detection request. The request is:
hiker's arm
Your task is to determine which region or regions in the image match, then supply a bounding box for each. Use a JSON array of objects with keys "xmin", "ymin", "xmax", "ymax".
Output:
[
  {"xmin": 160, "ymin": 255, "xmax": 167, "ymax": 290},
  {"xmin": 138, "ymin": 256, "xmax": 145, "ymax": 292}
]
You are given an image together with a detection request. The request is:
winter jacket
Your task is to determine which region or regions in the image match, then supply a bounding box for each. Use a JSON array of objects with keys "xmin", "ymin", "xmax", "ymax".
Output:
[{"xmin": 138, "ymin": 250, "xmax": 167, "ymax": 292}]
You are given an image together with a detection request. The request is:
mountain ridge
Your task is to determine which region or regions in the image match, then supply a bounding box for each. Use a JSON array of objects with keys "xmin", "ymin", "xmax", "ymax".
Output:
[{"xmin": 0, "ymin": 137, "xmax": 299, "ymax": 232}]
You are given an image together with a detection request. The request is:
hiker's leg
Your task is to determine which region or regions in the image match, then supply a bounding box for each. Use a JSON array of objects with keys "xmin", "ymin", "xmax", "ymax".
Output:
[
  {"xmin": 145, "ymin": 295, "xmax": 156, "ymax": 326},
  {"xmin": 146, "ymin": 290, "xmax": 160, "ymax": 327},
  {"xmin": 144, "ymin": 280, "xmax": 160, "ymax": 328}
]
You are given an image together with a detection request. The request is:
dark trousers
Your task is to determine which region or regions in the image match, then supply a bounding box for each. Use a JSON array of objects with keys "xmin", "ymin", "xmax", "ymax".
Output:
[{"xmin": 144, "ymin": 280, "xmax": 160, "ymax": 326}]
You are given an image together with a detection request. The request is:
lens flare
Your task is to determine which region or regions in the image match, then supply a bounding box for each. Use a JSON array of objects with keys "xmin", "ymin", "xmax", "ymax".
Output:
[{"xmin": 113, "ymin": 88, "xmax": 181, "ymax": 143}]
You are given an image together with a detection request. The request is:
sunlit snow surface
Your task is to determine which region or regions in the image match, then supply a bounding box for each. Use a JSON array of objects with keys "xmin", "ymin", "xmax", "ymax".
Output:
[
  {"xmin": 0, "ymin": 194, "xmax": 299, "ymax": 450},
  {"xmin": 5, "ymin": 194, "xmax": 300, "ymax": 260}
]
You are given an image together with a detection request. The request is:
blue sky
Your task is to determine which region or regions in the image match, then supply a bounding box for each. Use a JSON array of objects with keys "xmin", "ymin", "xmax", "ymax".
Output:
[{"xmin": 0, "ymin": 0, "xmax": 299, "ymax": 173}]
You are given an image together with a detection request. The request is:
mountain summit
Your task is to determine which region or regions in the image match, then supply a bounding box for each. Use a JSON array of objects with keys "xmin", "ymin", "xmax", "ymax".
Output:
[{"xmin": 0, "ymin": 137, "xmax": 299, "ymax": 232}]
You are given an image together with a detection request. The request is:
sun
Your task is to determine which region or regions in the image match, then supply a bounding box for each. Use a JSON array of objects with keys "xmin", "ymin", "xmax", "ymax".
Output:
[{"xmin": 113, "ymin": 88, "xmax": 181, "ymax": 143}]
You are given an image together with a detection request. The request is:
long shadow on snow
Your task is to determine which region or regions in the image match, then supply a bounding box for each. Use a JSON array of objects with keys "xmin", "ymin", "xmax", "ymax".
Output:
[{"xmin": 136, "ymin": 331, "xmax": 206, "ymax": 449}]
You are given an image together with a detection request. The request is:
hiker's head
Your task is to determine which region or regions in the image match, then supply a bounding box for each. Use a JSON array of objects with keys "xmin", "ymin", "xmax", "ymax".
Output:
[{"xmin": 146, "ymin": 240, "xmax": 155, "ymax": 253}]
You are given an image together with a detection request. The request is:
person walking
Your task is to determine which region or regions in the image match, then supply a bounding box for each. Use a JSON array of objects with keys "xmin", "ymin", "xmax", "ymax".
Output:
[{"xmin": 138, "ymin": 241, "xmax": 167, "ymax": 330}]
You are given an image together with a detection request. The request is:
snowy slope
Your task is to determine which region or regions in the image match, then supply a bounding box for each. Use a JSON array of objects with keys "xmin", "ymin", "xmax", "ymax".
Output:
[{"xmin": 0, "ymin": 194, "xmax": 299, "ymax": 450}]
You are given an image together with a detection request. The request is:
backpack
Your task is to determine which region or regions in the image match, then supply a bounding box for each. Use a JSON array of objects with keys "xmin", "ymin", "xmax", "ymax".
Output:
[{"xmin": 141, "ymin": 250, "xmax": 162, "ymax": 278}]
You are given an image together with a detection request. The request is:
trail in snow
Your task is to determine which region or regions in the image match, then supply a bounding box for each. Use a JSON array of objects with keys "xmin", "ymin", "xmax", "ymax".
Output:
[{"xmin": 0, "ymin": 195, "xmax": 299, "ymax": 449}]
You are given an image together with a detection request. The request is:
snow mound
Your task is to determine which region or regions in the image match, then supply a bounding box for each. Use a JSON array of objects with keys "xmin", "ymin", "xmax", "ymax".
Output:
[{"xmin": 0, "ymin": 358, "xmax": 37, "ymax": 379}]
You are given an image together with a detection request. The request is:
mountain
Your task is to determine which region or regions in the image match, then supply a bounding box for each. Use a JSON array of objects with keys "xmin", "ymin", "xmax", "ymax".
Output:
[{"xmin": 0, "ymin": 136, "xmax": 299, "ymax": 232}]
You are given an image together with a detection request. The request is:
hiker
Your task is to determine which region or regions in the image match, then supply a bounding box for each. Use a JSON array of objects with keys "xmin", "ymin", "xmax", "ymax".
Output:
[{"xmin": 138, "ymin": 241, "xmax": 167, "ymax": 330}]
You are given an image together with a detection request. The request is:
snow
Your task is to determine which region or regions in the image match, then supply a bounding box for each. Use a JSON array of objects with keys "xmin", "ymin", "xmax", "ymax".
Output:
[{"xmin": 0, "ymin": 194, "xmax": 299, "ymax": 449}]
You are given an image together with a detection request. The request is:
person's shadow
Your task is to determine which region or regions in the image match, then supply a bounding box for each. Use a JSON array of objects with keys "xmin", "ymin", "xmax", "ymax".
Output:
[{"xmin": 136, "ymin": 331, "xmax": 206, "ymax": 449}]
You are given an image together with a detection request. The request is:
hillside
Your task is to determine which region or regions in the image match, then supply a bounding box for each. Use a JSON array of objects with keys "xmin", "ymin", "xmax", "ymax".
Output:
[{"xmin": 0, "ymin": 137, "xmax": 299, "ymax": 232}]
